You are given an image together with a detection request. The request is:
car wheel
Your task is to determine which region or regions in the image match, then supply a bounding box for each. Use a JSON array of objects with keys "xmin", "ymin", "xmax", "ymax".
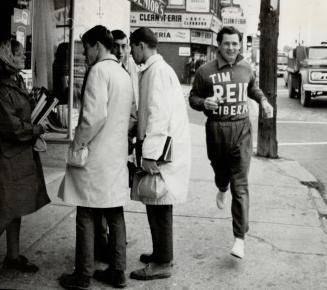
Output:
[
  {"xmin": 300, "ymin": 84, "xmax": 311, "ymax": 107},
  {"xmin": 288, "ymin": 75, "xmax": 295, "ymax": 98}
]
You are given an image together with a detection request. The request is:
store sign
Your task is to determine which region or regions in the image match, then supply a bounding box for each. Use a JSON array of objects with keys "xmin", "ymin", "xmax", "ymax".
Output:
[
  {"xmin": 131, "ymin": 12, "xmax": 220, "ymax": 32},
  {"xmin": 129, "ymin": 0, "xmax": 167, "ymax": 16},
  {"xmin": 186, "ymin": 0, "xmax": 210, "ymax": 13},
  {"xmin": 222, "ymin": 6, "xmax": 243, "ymax": 15},
  {"xmin": 191, "ymin": 30, "xmax": 212, "ymax": 45},
  {"xmin": 179, "ymin": 47, "xmax": 191, "ymax": 56},
  {"xmin": 221, "ymin": 6, "xmax": 246, "ymax": 33},
  {"xmin": 169, "ymin": 0, "xmax": 184, "ymax": 5},
  {"xmin": 222, "ymin": 17, "xmax": 246, "ymax": 32},
  {"xmin": 131, "ymin": 27, "xmax": 189, "ymax": 43},
  {"xmin": 152, "ymin": 28, "xmax": 190, "ymax": 43},
  {"xmin": 220, "ymin": 0, "xmax": 232, "ymax": 6},
  {"xmin": 210, "ymin": 15, "xmax": 222, "ymax": 33}
]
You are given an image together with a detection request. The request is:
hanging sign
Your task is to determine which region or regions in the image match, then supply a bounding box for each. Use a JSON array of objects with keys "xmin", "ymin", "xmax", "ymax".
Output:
[
  {"xmin": 191, "ymin": 30, "xmax": 212, "ymax": 45},
  {"xmin": 131, "ymin": 12, "xmax": 220, "ymax": 33},
  {"xmin": 179, "ymin": 47, "xmax": 191, "ymax": 56},
  {"xmin": 152, "ymin": 28, "xmax": 190, "ymax": 43},
  {"xmin": 129, "ymin": 0, "xmax": 167, "ymax": 16},
  {"xmin": 131, "ymin": 27, "xmax": 190, "ymax": 43},
  {"xmin": 186, "ymin": 0, "xmax": 210, "ymax": 13},
  {"xmin": 221, "ymin": 6, "xmax": 246, "ymax": 33}
]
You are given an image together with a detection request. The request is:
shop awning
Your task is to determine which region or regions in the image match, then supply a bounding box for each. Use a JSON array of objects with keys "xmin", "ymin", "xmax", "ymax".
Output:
[{"xmin": 129, "ymin": 0, "xmax": 167, "ymax": 16}]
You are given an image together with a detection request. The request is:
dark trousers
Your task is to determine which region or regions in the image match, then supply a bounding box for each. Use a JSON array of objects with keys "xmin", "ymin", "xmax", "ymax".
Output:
[
  {"xmin": 93, "ymin": 212, "xmax": 109, "ymax": 257},
  {"xmin": 206, "ymin": 118, "xmax": 252, "ymax": 239},
  {"xmin": 75, "ymin": 206, "xmax": 126, "ymax": 277},
  {"xmin": 146, "ymin": 204, "xmax": 173, "ymax": 263}
]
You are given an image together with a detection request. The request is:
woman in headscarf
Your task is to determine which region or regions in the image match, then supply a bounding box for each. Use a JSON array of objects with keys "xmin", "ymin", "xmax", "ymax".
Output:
[{"xmin": 0, "ymin": 39, "xmax": 50, "ymax": 273}]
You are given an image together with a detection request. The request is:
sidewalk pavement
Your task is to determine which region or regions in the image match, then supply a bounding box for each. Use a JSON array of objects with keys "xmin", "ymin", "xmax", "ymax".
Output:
[{"xmin": 1, "ymin": 122, "xmax": 327, "ymax": 290}]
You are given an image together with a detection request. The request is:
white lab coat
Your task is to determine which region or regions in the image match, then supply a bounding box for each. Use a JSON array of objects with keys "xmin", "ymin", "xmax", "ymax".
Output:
[
  {"xmin": 58, "ymin": 55, "xmax": 133, "ymax": 208},
  {"xmin": 132, "ymin": 54, "xmax": 191, "ymax": 205}
]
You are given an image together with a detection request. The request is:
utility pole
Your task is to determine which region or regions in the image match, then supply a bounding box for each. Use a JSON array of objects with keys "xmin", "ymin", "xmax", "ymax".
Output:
[{"xmin": 257, "ymin": 0, "xmax": 279, "ymax": 158}]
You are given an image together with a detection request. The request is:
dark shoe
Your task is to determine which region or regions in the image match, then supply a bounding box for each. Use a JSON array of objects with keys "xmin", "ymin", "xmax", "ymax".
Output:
[
  {"xmin": 140, "ymin": 253, "xmax": 174, "ymax": 266},
  {"xmin": 130, "ymin": 262, "xmax": 172, "ymax": 280},
  {"xmin": 3, "ymin": 255, "xmax": 39, "ymax": 273},
  {"xmin": 59, "ymin": 272, "xmax": 91, "ymax": 290},
  {"xmin": 94, "ymin": 267, "xmax": 127, "ymax": 288}
]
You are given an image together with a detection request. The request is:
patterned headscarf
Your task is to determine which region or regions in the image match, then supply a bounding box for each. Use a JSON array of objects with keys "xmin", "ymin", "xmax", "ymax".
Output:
[{"xmin": 0, "ymin": 39, "xmax": 20, "ymax": 71}]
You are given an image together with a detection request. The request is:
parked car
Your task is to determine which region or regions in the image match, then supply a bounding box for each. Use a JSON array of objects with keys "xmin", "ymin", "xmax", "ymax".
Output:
[{"xmin": 284, "ymin": 45, "xmax": 327, "ymax": 106}]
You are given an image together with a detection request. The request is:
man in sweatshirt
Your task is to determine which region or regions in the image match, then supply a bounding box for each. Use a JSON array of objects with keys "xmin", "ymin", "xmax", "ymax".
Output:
[{"xmin": 189, "ymin": 26, "xmax": 273, "ymax": 259}]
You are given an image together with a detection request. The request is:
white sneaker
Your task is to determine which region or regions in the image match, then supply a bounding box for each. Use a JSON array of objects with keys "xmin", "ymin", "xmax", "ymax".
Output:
[
  {"xmin": 216, "ymin": 191, "xmax": 226, "ymax": 209},
  {"xmin": 231, "ymin": 238, "xmax": 244, "ymax": 259}
]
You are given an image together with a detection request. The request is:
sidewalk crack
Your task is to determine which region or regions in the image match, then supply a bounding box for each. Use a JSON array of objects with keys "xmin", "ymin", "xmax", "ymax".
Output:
[
  {"xmin": 24, "ymin": 207, "xmax": 76, "ymax": 252},
  {"xmin": 247, "ymin": 233, "xmax": 327, "ymax": 257}
]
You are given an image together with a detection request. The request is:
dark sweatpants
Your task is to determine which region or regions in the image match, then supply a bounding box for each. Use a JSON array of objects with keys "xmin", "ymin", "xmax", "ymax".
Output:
[
  {"xmin": 205, "ymin": 117, "xmax": 252, "ymax": 239},
  {"xmin": 75, "ymin": 206, "xmax": 126, "ymax": 277},
  {"xmin": 146, "ymin": 205, "xmax": 173, "ymax": 263}
]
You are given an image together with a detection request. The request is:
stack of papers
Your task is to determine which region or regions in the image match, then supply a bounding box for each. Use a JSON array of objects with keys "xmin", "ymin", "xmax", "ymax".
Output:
[{"xmin": 31, "ymin": 87, "xmax": 59, "ymax": 125}]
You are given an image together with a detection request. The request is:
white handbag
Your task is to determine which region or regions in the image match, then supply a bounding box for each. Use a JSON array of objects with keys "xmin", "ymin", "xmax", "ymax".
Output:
[{"xmin": 67, "ymin": 146, "xmax": 88, "ymax": 167}]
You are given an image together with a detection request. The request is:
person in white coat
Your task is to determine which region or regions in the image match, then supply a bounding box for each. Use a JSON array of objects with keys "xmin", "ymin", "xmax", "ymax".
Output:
[
  {"xmin": 93, "ymin": 29, "xmax": 139, "ymax": 264},
  {"xmin": 129, "ymin": 27, "xmax": 191, "ymax": 280},
  {"xmin": 94, "ymin": 29, "xmax": 139, "ymax": 264},
  {"xmin": 58, "ymin": 25, "xmax": 133, "ymax": 289}
]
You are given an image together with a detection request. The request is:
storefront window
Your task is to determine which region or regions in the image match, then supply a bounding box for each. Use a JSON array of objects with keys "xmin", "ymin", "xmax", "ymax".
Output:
[
  {"xmin": 33, "ymin": 0, "xmax": 86, "ymax": 141},
  {"xmin": 5, "ymin": 0, "xmax": 131, "ymax": 142}
]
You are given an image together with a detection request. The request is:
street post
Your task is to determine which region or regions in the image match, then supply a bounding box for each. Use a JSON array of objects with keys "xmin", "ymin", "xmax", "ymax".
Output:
[{"xmin": 257, "ymin": 0, "xmax": 279, "ymax": 158}]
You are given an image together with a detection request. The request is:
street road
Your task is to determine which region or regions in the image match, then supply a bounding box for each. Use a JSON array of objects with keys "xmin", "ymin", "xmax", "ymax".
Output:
[
  {"xmin": 275, "ymin": 78, "xmax": 327, "ymax": 194},
  {"xmin": 185, "ymin": 78, "xmax": 327, "ymax": 195}
]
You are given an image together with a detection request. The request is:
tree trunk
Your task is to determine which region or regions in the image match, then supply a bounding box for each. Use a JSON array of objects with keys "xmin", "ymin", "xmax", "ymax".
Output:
[{"xmin": 257, "ymin": 0, "xmax": 279, "ymax": 158}]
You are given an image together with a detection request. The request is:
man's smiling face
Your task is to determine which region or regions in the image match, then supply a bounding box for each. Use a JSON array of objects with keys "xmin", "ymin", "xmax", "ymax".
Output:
[{"xmin": 219, "ymin": 33, "xmax": 241, "ymax": 64}]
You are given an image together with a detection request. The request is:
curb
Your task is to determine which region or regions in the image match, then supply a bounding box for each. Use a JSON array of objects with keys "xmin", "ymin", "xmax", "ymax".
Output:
[{"xmin": 311, "ymin": 188, "xmax": 327, "ymax": 216}]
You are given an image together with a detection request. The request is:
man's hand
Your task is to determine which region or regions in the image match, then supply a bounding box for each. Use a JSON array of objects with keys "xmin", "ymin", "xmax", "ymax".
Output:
[
  {"xmin": 261, "ymin": 99, "xmax": 274, "ymax": 119},
  {"xmin": 142, "ymin": 158, "xmax": 159, "ymax": 175},
  {"xmin": 204, "ymin": 96, "xmax": 219, "ymax": 111}
]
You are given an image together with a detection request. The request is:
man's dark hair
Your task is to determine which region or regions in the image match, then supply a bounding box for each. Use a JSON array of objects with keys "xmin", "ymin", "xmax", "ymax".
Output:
[
  {"xmin": 217, "ymin": 26, "xmax": 242, "ymax": 44},
  {"xmin": 130, "ymin": 27, "xmax": 157, "ymax": 48},
  {"xmin": 81, "ymin": 25, "xmax": 113, "ymax": 49},
  {"xmin": 112, "ymin": 30, "xmax": 127, "ymax": 41}
]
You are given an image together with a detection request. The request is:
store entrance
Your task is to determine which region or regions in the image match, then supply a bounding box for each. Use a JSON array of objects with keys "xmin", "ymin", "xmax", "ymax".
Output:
[{"xmin": 191, "ymin": 44, "xmax": 208, "ymax": 71}]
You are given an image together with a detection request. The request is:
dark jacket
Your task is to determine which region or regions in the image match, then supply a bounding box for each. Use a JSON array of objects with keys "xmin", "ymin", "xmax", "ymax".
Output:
[
  {"xmin": 0, "ymin": 75, "xmax": 50, "ymax": 221},
  {"xmin": 0, "ymin": 76, "xmax": 41, "ymax": 157}
]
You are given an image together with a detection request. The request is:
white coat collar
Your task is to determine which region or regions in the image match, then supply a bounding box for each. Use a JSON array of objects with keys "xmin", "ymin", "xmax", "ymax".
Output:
[
  {"xmin": 140, "ymin": 54, "xmax": 163, "ymax": 72},
  {"xmin": 98, "ymin": 53, "xmax": 119, "ymax": 63}
]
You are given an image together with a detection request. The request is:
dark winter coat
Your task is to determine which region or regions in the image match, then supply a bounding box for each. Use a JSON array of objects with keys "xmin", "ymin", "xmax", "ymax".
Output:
[{"xmin": 0, "ymin": 76, "xmax": 50, "ymax": 222}]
